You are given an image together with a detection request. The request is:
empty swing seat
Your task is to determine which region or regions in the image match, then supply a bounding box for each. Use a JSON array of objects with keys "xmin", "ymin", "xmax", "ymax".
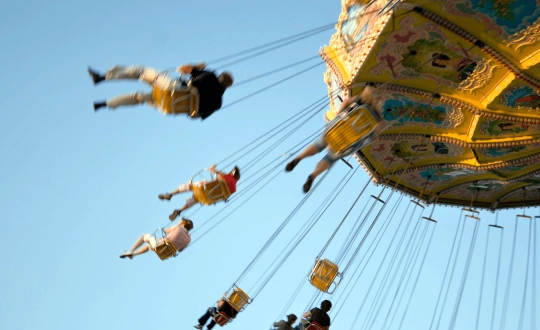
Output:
[
  {"xmin": 152, "ymin": 83, "xmax": 200, "ymax": 117},
  {"xmin": 153, "ymin": 239, "xmax": 178, "ymax": 261},
  {"xmin": 309, "ymin": 259, "xmax": 343, "ymax": 293},
  {"xmin": 192, "ymin": 179, "xmax": 232, "ymax": 206},
  {"xmin": 212, "ymin": 311, "xmax": 232, "ymax": 327},
  {"xmin": 226, "ymin": 286, "xmax": 251, "ymax": 312},
  {"xmin": 324, "ymin": 104, "xmax": 381, "ymax": 154}
]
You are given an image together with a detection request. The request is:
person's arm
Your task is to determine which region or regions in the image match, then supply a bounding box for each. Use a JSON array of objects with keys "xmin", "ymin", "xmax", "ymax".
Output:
[
  {"xmin": 178, "ymin": 62, "xmax": 207, "ymax": 74},
  {"xmin": 302, "ymin": 311, "xmax": 312, "ymax": 319},
  {"xmin": 217, "ymin": 297, "xmax": 225, "ymax": 308},
  {"xmin": 209, "ymin": 164, "xmax": 227, "ymax": 177},
  {"xmin": 216, "ymin": 291, "xmax": 228, "ymax": 308},
  {"xmin": 164, "ymin": 223, "xmax": 180, "ymax": 234},
  {"xmin": 337, "ymin": 95, "xmax": 361, "ymax": 114}
]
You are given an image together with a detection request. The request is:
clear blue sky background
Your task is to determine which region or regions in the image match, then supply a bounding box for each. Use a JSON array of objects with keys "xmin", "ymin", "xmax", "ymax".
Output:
[{"xmin": 1, "ymin": 0, "xmax": 538, "ymax": 329}]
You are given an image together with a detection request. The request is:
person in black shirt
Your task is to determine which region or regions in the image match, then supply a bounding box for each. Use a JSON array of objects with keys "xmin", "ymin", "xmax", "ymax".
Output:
[
  {"xmin": 88, "ymin": 63, "xmax": 233, "ymax": 119},
  {"xmin": 194, "ymin": 295, "xmax": 239, "ymax": 329},
  {"xmin": 302, "ymin": 300, "xmax": 331, "ymax": 330},
  {"xmin": 178, "ymin": 63, "xmax": 232, "ymax": 119}
]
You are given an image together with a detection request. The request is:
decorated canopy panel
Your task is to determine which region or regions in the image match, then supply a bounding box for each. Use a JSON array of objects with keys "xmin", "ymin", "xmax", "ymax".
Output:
[{"xmin": 322, "ymin": 0, "xmax": 540, "ymax": 209}]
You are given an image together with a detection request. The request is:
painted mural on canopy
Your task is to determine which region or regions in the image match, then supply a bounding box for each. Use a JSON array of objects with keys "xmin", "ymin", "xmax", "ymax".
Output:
[
  {"xmin": 370, "ymin": 16, "xmax": 485, "ymax": 88},
  {"xmin": 443, "ymin": 0, "xmax": 540, "ymax": 37}
]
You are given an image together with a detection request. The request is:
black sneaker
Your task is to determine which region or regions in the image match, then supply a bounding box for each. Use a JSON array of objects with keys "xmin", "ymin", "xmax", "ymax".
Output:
[
  {"xmin": 285, "ymin": 159, "xmax": 300, "ymax": 172},
  {"xmin": 88, "ymin": 67, "xmax": 105, "ymax": 85},
  {"xmin": 93, "ymin": 102, "xmax": 107, "ymax": 111},
  {"xmin": 303, "ymin": 175, "xmax": 314, "ymax": 193},
  {"xmin": 169, "ymin": 209, "xmax": 181, "ymax": 221}
]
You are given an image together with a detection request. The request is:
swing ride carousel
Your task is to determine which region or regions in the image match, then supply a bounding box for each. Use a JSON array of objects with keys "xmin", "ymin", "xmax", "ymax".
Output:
[
  {"xmin": 321, "ymin": 0, "xmax": 540, "ymax": 210},
  {"xmin": 134, "ymin": 1, "xmax": 540, "ymax": 328}
]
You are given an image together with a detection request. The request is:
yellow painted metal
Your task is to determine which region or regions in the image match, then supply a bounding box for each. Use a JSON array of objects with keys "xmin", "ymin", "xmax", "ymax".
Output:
[
  {"xmin": 309, "ymin": 259, "xmax": 340, "ymax": 293},
  {"xmin": 324, "ymin": 105, "xmax": 380, "ymax": 154},
  {"xmin": 523, "ymin": 52, "xmax": 540, "ymax": 69},
  {"xmin": 321, "ymin": 46, "xmax": 351, "ymax": 86},
  {"xmin": 151, "ymin": 84, "xmax": 199, "ymax": 116},
  {"xmin": 481, "ymin": 72, "xmax": 516, "ymax": 108},
  {"xmin": 191, "ymin": 179, "xmax": 231, "ymax": 206},
  {"xmin": 154, "ymin": 240, "xmax": 177, "ymax": 261},
  {"xmin": 226, "ymin": 286, "xmax": 250, "ymax": 312}
]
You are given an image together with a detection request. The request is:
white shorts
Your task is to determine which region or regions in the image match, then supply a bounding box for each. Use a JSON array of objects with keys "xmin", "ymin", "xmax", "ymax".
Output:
[
  {"xmin": 185, "ymin": 196, "xmax": 197, "ymax": 207},
  {"xmin": 177, "ymin": 182, "xmax": 198, "ymax": 207},
  {"xmin": 143, "ymin": 234, "xmax": 158, "ymax": 250}
]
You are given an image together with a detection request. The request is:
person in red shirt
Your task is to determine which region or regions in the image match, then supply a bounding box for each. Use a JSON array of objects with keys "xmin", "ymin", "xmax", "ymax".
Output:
[{"xmin": 159, "ymin": 164, "xmax": 240, "ymax": 220}]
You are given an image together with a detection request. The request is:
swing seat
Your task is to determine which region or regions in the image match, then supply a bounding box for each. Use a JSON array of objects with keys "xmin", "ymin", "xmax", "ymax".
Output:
[
  {"xmin": 212, "ymin": 311, "xmax": 231, "ymax": 327},
  {"xmin": 192, "ymin": 179, "xmax": 232, "ymax": 206},
  {"xmin": 226, "ymin": 286, "xmax": 251, "ymax": 312},
  {"xmin": 308, "ymin": 259, "xmax": 343, "ymax": 293},
  {"xmin": 152, "ymin": 83, "xmax": 199, "ymax": 117},
  {"xmin": 305, "ymin": 322, "xmax": 325, "ymax": 330},
  {"xmin": 154, "ymin": 239, "xmax": 178, "ymax": 261},
  {"xmin": 324, "ymin": 104, "xmax": 381, "ymax": 154}
]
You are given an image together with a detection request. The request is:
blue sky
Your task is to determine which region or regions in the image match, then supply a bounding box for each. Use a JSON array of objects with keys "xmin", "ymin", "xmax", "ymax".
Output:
[{"xmin": 0, "ymin": 0, "xmax": 538, "ymax": 329}]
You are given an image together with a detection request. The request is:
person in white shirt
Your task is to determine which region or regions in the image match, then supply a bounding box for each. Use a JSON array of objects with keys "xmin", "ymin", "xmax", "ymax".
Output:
[{"xmin": 119, "ymin": 218, "xmax": 193, "ymax": 259}]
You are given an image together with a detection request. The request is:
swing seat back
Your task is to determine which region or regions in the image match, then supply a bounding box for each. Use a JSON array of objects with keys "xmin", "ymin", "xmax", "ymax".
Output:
[
  {"xmin": 308, "ymin": 258, "xmax": 343, "ymax": 293},
  {"xmin": 324, "ymin": 104, "xmax": 381, "ymax": 154},
  {"xmin": 213, "ymin": 311, "xmax": 231, "ymax": 327},
  {"xmin": 305, "ymin": 321, "xmax": 325, "ymax": 330},
  {"xmin": 154, "ymin": 240, "xmax": 178, "ymax": 261},
  {"xmin": 152, "ymin": 83, "xmax": 199, "ymax": 116},
  {"xmin": 192, "ymin": 179, "xmax": 231, "ymax": 206},
  {"xmin": 226, "ymin": 286, "xmax": 251, "ymax": 312}
]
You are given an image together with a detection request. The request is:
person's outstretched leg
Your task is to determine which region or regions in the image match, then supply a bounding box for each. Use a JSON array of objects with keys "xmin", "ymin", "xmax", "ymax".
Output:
[
  {"xmin": 311, "ymin": 159, "xmax": 332, "ymax": 179},
  {"xmin": 120, "ymin": 234, "xmax": 154, "ymax": 259},
  {"xmin": 196, "ymin": 307, "xmax": 216, "ymax": 329},
  {"xmin": 132, "ymin": 245, "xmax": 150, "ymax": 257},
  {"xmin": 286, "ymin": 139, "xmax": 326, "ymax": 172},
  {"xmin": 94, "ymin": 92, "xmax": 153, "ymax": 111},
  {"xmin": 296, "ymin": 144, "xmax": 323, "ymax": 160},
  {"xmin": 105, "ymin": 66, "xmax": 160, "ymax": 84},
  {"xmin": 120, "ymin": 235, "xmax": 144, "ymax": 259},
  {"xmin": 169, "ymin": 193, "xmax": 198, "ymax": 220},
  {"xmin": 303, "ymin": 158, "xmax": 332, "ymax": 193},
  {"xmin": 207, "ymin": 319, "xmax": 217, "ymax": 329},
  {"xmin": 168, "ymin": 200, "xmax": 195, "ymax": 221},
  {"xmin": 159, "ymin": 180, "xmax": 193, "ymax": 201},
  {"xmin": 89, "ymin": 65, "xmax": 159, "ymax": 85}
]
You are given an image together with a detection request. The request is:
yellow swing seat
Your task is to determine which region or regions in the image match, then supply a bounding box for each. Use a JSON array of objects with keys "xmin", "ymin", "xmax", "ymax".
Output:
[
  {"xmin": 225, "ymin": 285, "xmax": 251, "ymax": 312},
  {"xmin": 308, "ymin": 258, "xmax": 343, "ymax": 293},
  {"xmin": 192, "ymin": 179, "xmax": 232, "ymax": 206},
  {"xmin": 154, "ymin": 239, "xmax": 178, "ymax": 261},
  {"xmin": 152, "ymin": 82, "xmax": 200, "ymax": 117},
  {"xmin": 324, "ymin": 104, "xmax": 381, "ymax": 154}
]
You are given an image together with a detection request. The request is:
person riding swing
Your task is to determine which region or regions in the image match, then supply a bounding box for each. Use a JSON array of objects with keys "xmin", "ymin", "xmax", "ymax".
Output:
[
  {"xmin": 88, "ymin": 63, "xmax": 233, "ymax": 120},
  {"xmin": 159, "ymin": 164, "xmax": 241, "ymax": 220}
]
